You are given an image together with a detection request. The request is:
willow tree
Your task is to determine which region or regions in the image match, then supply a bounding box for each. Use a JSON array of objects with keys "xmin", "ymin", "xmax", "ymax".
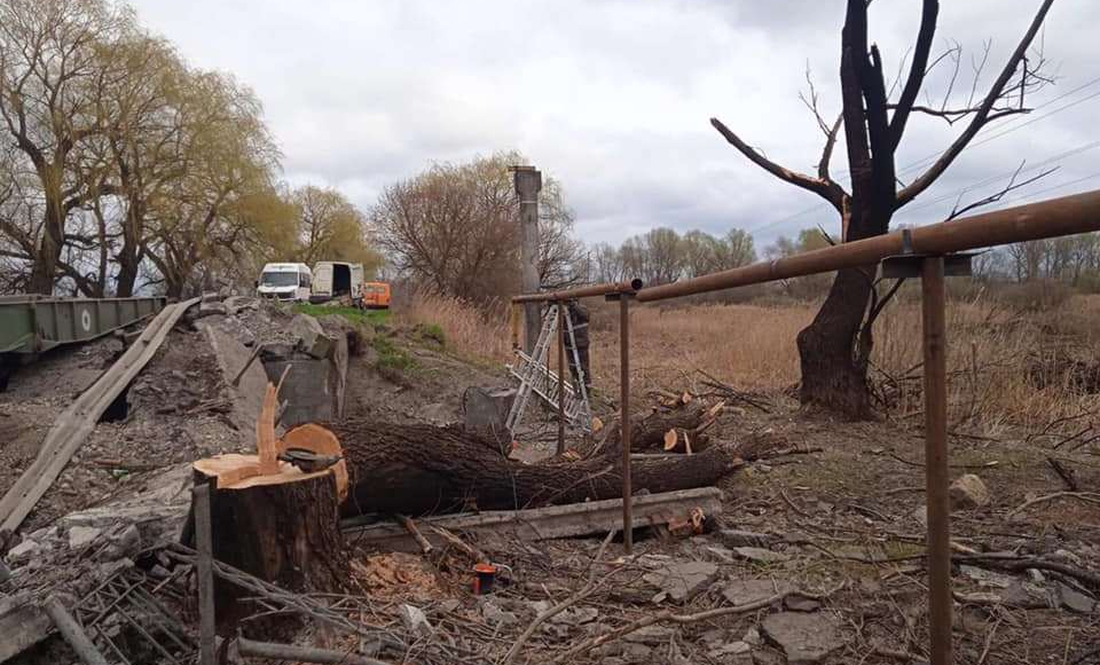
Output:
[
  {"xmin": 711, "ymin": 0, "xmax": 1054, "ymax": 418},
  {"xmin": 0, "ymin": 0, "xmax": 130, "ymax": 294},
  {"xmin": 145, "ymin": 70, "xmax": 283, "ymax": 297}
]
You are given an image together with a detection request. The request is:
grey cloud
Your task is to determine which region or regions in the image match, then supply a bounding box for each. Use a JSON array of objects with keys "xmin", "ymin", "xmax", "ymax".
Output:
[{"xmin": 129, "ymin": 0, "xmax": 1099, "ymax": 249}]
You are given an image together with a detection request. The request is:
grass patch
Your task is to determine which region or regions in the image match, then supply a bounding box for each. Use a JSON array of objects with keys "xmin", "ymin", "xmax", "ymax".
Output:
[
  {"xmin": 372, "ymin": 334, "xmax": 417, "ymax": 379},
  {"xmin": 293, "ymin": 303, "xmax": 391, "ymax": 327},
  {"xmin": 414, "ymin": 322, "xmax": 446, "ymax": 346}
]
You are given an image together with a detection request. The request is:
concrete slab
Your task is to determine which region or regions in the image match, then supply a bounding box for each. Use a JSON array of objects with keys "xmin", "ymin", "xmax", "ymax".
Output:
[{"xmin": 198, "ymin": 321, "xmax": 267, "ymax": 433}]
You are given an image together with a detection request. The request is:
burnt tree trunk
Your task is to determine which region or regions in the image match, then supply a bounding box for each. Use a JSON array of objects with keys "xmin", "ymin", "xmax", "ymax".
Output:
[
  {"xmin": 334, "ymin": 420, "xmax": 739, "ymax": 516},
  {"xmin": 796, "ymin": 268, "xmax": 876, "ymax": 419},
  {"xmin": 795, "ymin": 0, "xmax": 893, "ymax": 420},
  {"xmin": 192, "ymin": 464, "xmax": 347, "ymax": 609}
]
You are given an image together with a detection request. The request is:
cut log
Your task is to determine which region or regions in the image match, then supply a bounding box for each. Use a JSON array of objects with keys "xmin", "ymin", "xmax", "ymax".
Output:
[
  {"xmin": 601, "ymin": 400, "xmax": 716, "ymax": 453},
  {"xmin": 334, "ymin": 419, "xmax": 739, "ymax": 515},
  {"xmin": 193, "ymin": 458, "xmax": 347, "ymax": 599}
]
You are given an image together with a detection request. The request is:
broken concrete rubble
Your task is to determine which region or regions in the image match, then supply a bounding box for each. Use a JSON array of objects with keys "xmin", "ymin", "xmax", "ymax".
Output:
[
  {"xmin": 399, "ymin": 603, "xmax": 433, "ymax": 636},
  {"xmin": 66, "ymin": 525, "xmax": 100, "ymax": 549},
  {"xmin": 291, "ymin": 312, "xmax": 336, "ymax": 359},
  {"xmin": 760, "ymin": 612, "xmax": 846, "ymax": 664},
  {"xmin": 722, "ymin": 579, "xmax": 793, "ymax": 606},
  {"xmin": 642, "ymin": 560, "xmax": 719, "ymax": 603},
  {"xmin": 462, "ymin": 385, "xmax": 516, "ymax": 439}
]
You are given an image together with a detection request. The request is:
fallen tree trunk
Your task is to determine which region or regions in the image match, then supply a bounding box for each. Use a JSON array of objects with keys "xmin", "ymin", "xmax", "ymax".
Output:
[{"xmin": 333, "ymin": 420, "xmax": 739, "ymax": 516}]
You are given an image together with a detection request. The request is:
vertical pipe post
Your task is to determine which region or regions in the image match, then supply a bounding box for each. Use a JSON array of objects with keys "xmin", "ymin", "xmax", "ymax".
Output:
[
  {"xmin": 557, "ymin": 302, "xmax": 566, "ymax": 456},
  {"xmin": 193, "ymin": 483, "xmax": 217, "ymax": 665},
  {"xmin": 512, "ymin": 166, "xmax": 542, "ymax": 352},
  {"xmin": 619, "ymin": 295, "xmax": 633, "ymax": 554},
  {"xmin": 921, "ymin": 256, "xmax": 952, "ymax": 665}
]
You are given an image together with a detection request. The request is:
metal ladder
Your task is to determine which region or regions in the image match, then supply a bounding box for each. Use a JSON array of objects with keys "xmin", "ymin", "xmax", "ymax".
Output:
[{"xmin": 506, "ymin": 302, "xmax": 592, "ymax": 434}]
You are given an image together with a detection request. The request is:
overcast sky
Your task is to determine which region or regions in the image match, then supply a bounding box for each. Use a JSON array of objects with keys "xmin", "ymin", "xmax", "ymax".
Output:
[{"xmin": 128, "ymin": 0, "xmax": 1099, "ymax": 248}]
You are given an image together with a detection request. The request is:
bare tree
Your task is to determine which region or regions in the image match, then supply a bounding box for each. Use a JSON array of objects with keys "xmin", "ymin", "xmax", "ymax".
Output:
[
  {"xmin": 710, "ymin": 0, "xmax": 1055, "ymax": 418},
  {"xmin": 370, "ymin": 152, "xmax": 580, "ymax": 301}
]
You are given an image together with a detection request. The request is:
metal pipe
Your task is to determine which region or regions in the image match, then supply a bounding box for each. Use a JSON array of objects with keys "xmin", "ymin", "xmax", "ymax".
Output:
[
  {"xmin": 637, "ymin": 189, "xmax": 1100, "ymax": 302},
  {"xmin": 512, "ymin": 278, "xmax": 644, "ymax": 303},
  {"xmin": 557, "ymin": 303, "xmax": 566, "ymax": 456},
  {"xmin": 44, "ymin": 596, "xmax": 111, "ymax": 665},
  {"xmin": 921, "ymin": 257, "xmax": 952, "ymax": 665},
  {"xmin": 619, "ymin": 295, "xmax": 633, "ymax": 554}
]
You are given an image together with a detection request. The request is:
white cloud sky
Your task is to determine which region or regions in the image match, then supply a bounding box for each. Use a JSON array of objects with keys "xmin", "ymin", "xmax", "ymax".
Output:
[{"xmin": 128, "ymin": 0, "xmax": 1100, "ymax": 248}]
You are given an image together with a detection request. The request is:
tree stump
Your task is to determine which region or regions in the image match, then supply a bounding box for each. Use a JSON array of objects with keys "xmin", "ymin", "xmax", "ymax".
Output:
[
  {"xmin": 193, "ymin": 455, "xmax": 347, "ymax": 595},
  {"xmin": 190, "ymin": 384, "xmax": 349, "ymax": 615}
]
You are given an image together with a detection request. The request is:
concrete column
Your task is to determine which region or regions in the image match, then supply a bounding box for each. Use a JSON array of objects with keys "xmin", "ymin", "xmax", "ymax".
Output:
[{"xmin": 513, "ymin": 165, "xmax": 542, "ymax": 352}]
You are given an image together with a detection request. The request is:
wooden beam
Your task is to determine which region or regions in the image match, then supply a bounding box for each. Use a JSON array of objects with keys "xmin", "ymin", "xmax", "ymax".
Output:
[{"xmin": 342, "ymin": 487, "xmax": 722, "ymax": 552}]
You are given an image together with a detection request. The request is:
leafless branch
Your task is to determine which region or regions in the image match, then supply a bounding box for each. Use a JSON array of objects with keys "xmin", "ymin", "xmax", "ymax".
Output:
[
  {"xmin": 798, "ymin": 63, "xmax": 832, "ymax": 137},
  {"xmin": 818, "ymin": 114, "xmax": 844, "ymax": 182},
  {"xmin": 946, "ymin": 161, "xmax": 1058, "ymax": 220},
  {"xmin": 710, "ymin": 117, "xmax": 845, "ymax": 212},
  {"xmin": 888, "ymin": 0, "xmax": 938, "ymax": 148},
  {"xmin": 897, "ymin": 0, "xmax": 1056, "ymax": 208}
]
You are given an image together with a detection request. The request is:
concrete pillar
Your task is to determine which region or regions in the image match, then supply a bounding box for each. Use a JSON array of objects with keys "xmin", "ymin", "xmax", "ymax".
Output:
[{"xmin": 513, "ymin": 165, "xmax": 542, "ymax": 352}]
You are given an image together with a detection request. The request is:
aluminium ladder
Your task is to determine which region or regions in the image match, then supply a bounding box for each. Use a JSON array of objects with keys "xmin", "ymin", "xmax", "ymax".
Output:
[{"xmin": 506, "ymin": 302, "xmax": 592, "ymax": 434}]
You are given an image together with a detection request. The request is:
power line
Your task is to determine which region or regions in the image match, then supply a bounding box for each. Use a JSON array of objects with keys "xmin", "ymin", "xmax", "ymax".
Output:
[
  {"xmin": 893, "ymin": 139, "xmax": 1100, "ymax": 219},
  {"xmin": 747, "ymin": 76, "xmax": 1100, "ymax": 235},
  {"xmin": 976, "ymin": 170, "xmax": 1100, "ymax": 211}
]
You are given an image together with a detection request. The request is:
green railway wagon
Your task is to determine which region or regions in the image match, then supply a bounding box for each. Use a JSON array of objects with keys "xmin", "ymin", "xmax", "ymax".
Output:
[{"xmin": 0, "ymin": 295, "xmax": 166, "ymax": 386}]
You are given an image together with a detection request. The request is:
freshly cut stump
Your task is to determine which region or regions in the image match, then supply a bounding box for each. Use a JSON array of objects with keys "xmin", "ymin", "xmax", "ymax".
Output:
[
  {"xmin": 191, "ymin": 414, "xmax": 350, "ymax": 614},
  {"xmin": 193, "ymin": 456, "xmax": 347, "ymax": 596}
]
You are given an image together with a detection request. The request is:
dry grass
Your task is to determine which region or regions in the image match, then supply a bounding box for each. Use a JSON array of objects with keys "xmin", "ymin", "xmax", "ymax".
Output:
[
  {"xmin": 398, "ymin": 288, "xmax": 512, "ymax": 365},
  {"xmin": 401, "ymin": 287, "xmax": 1100, "ymax": 438}
]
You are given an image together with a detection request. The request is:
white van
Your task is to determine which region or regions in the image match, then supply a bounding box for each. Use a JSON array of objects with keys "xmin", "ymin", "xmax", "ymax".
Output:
[
  {"xmin": 311, "ymin": 261, "xmax": 363, "ymax": 303},
  {"xmin": 256, "ymin": 263, "xmax": 312, "ymax": 301}
]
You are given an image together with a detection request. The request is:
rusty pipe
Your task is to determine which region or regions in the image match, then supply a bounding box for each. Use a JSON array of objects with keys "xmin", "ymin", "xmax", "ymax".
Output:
[
  {"xmin": 637, "ymin": 190, "xmax": 1100, "ymax": 302},
  {"xmin": 921, "ymin": 257, "xmax": 953, "ymax": 665},
  {"xmin": 511, "ymin": 279, "xmax": 643, "ymax": 304}
]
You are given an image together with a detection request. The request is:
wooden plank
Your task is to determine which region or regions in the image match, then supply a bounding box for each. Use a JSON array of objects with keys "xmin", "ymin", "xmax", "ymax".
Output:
[
  {"xmin": 0, "ymin": 298, "xmax": 201, "ymax": 533},
  {"xmin": 343, "ymin": 487, "xmax": 722, "ymax": 552},
  {"xmin": 193, "ymin": 484, "xmax": 216, "ymax": 665}
]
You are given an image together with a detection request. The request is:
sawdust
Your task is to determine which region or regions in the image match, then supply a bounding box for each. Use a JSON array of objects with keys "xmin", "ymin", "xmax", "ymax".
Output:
[{"xmin": 350, "ymin": 552, "xmax": 442, "ymax": 599}]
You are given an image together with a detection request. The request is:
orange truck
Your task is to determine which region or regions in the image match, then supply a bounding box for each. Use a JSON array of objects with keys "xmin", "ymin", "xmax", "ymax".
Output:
[{"xmin": 361, "ymin": 281, "xmax": 392, "ymax": 309}]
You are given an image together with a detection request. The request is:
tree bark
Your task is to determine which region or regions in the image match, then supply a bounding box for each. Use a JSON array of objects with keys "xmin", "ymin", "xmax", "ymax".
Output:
[
  {"xmin": 796, "ymin": 267, "xmax": 875, "ymax": 419},
  {"xmin": 334, "ymin": 420, "xmax": 738, "ymax": 516},
  {"xmin": 794, "ymin": 0, "xmax": 890, "ymax": 420},
  {"xmin": 29, "ymin": 195, "xmax": 64, "ymax": 295}
]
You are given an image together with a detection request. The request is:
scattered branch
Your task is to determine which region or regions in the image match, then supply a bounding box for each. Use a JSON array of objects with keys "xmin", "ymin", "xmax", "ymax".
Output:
[{"xmin": 1008, "ymin": 491, "xmax": 1100, "ymax": 518}]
